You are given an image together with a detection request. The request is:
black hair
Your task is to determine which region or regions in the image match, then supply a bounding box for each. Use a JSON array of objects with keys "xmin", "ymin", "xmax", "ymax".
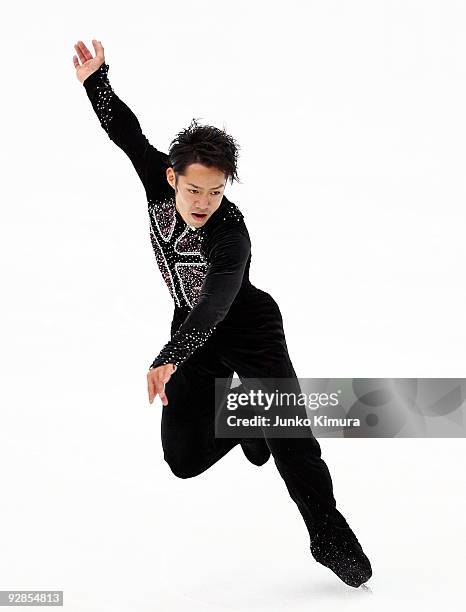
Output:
[{"xmin": 168, "ymin": 118, "xmax": 240, "ymax": 187}]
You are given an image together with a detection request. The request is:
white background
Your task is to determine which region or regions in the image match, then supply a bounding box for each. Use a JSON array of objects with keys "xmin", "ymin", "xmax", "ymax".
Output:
[{"xmin": 0, "ymin": 0, "xmax": 465, "ymax": 610}]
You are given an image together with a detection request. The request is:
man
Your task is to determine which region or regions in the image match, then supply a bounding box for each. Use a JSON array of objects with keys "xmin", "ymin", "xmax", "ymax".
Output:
[{"xmin": 74, "ymin": 39, "xmax": 372, "ymax": 589}]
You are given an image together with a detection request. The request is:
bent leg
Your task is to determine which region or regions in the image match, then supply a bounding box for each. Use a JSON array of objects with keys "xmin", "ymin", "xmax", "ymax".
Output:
[{"xmin": 161, "ymin": 338, "xmax": 240, "ymax": 479}]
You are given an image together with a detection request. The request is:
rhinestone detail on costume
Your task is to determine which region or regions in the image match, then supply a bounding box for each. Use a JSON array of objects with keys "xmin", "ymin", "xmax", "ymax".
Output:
[
  {"xmin": 149, "ymin": 326, "xmax": 217, "ymax": 369},
  {"xmin": 88, "ymin": 63, "xmax": 113, "ymax": 133},
  {"xmin": 147, "ymin": 194, "xmax": 244, "ymax": 369},
  {"xmin": 148, "ymin": 195, "xmax": 209, "ymax": 309}
]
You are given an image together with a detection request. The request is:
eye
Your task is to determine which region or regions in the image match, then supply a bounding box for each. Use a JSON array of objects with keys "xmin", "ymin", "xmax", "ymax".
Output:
[
  {"xmin": 211, "ymin": 191, "xmax": 221, "ymax": 196},
  {"xmin": 188, "ymin": 189, "xmax": 199, "ymax": 194}
]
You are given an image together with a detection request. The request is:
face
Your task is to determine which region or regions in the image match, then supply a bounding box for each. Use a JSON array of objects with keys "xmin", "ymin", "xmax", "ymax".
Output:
[{"xmin": 166, "ymin": 163, "xmax": 227, "ymax": 228}]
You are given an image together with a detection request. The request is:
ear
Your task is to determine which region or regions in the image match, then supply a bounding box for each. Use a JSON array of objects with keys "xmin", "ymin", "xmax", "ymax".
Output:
[{"xmin": 166, "ymin": 167, "xmax": 176, "ymax": 191}]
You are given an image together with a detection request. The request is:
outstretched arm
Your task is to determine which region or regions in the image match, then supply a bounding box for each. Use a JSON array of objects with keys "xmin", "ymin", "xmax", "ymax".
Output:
[
  {"xmin": 74, "ymin": 40, "xmax": 169, "ymax": 194},
  {"xmin": 149, "ymin": 224, "xmax": 251, "ymax": 370}
]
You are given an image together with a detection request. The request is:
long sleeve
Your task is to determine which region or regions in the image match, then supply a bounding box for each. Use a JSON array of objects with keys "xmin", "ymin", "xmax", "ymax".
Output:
[
  {"xmin": 149, "ymin": 224, "xmax": 251, "ymax": 369},
  {"xmin": 83, "ymin": 62, "xmax": 169, "ymax": 195}
]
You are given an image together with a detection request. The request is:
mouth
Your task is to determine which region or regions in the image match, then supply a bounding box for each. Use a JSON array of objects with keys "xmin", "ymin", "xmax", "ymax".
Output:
[{"xmin": 191, "ymin": 212, "xmax": 208, "ymax": 221}]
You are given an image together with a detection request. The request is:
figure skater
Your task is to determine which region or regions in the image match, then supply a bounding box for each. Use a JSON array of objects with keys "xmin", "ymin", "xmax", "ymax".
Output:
[{"xmin": 74, "ymin": 39, "xmax": 372, "ymax": 588}]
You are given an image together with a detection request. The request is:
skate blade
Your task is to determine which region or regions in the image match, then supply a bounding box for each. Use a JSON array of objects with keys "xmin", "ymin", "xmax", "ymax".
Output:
[{"xmin": 360, "ymin": 583, "xmax": 373, "ymax": 593}]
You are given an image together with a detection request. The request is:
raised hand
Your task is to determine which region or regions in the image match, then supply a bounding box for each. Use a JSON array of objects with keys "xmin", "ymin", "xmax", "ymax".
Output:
[{"xmin": 73, "ymin": 39, "xmax": 106, "ymax": 83}]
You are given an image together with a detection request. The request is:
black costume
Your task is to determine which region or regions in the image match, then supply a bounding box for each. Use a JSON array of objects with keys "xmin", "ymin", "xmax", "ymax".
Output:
[{"xmin": 82, "ymin": 63, "xmax": 372, "ymax": 588}]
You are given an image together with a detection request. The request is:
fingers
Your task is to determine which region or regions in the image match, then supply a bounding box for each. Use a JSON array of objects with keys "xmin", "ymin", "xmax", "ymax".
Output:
[
  {"xmin": 147, "ymin": 369, "xmax": 166, "ymax": 405},
  {"xmin": 73, "ymin": 40, "xmax": 104, "ymax": 67},
  {"xmin": 74, "ymin": 42, "xmax": 88, "ymax": 64},
  {"xmin": 72, "ymin": 55, "xmax": 79, "ymax": 68},
  {"xmin": 147, "ymin": 371, "xmax": 156, "ymax": 404},
  {"xmin": 78, "ymin": 40, "xmax": 93, "ymax": 61},
  {"xmin": 147, "ymin": 366, "xmax": 175, "ymax": 406},
  {"xmin": 92, "ymin": 39, "xmax": 105, "ymax": 62},
  {"xmin": 156, "ymin": 381, "xmax": 168, "ymax": 406}
]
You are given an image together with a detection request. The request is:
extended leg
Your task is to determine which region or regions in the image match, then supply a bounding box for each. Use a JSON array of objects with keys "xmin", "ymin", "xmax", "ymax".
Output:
[
  {"xmin": 216, "ymin": 294, "xmax": 372, "ymax": 587},
  {"xmin": 234, "ymin": 361, "xmax": 372, "ymax": 587}
]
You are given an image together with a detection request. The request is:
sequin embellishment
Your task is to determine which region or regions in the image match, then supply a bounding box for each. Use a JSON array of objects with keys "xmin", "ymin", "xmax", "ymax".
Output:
[
  {"xmin": 149, "ymin": 325, "xmax": 216, "ymax": 369},
  {"xmin": 148, "ymin": 195, "xmax": 208, "ymax": 309},
  {"xmin": 86, "ymin": 63, "xmax": 114, "ymax": 134}
]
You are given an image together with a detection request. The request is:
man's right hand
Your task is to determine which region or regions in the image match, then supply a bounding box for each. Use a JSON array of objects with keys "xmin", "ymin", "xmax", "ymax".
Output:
[
  {"xmin": 147, "ymin": 364, "xmax": 177, "ymax": 406},
  {"xmin": 73, "ymin": 39, "xmax": 105, "ymax": 83}
]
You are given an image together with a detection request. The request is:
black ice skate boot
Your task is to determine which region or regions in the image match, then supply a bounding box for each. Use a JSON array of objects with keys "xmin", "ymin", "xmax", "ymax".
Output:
[
  {"xmin": 310, "ymin": 521, "xmax": 372, "ymax": 588},
  {"xmin": 240, "ymin": 437, "xmax": 271, "ymax": 466}
]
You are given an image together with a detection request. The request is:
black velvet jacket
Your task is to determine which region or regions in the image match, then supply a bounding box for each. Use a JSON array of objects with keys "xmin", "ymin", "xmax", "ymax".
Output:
[{"xmin": 83, "ymin": 63, "xmax": 254, "ymax": 369}]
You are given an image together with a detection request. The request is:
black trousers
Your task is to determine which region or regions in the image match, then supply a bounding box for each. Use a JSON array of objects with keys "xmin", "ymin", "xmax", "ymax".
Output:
[{"xmin": 161, "ymin": 286, "xmax": 350, "ymax": 538}]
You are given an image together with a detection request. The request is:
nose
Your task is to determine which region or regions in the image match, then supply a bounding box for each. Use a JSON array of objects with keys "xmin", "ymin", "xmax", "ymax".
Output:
[{"xmin": 195, "ymin": 197, "xmax": 210, "ymax": 211}]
